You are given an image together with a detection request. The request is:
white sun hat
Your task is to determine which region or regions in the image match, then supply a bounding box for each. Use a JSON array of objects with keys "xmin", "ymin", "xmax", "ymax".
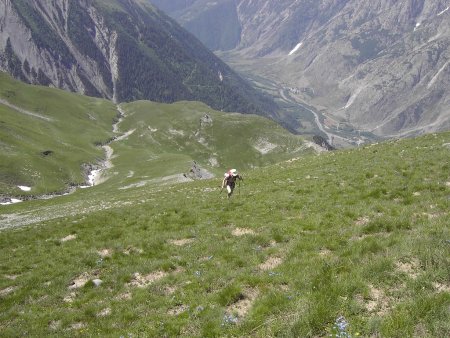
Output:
[{"xmin": 229, "ymin": 169, "xmax": 238, "ymax": 176}]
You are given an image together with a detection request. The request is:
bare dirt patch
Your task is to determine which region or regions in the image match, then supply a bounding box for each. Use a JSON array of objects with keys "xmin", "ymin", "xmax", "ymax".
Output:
[
  {"xmin": 70, "ymin": 322, "xmax": 86, "ymax": 330},
  {"xmin": 362, "ymin": 284, "xmax": 391, "ymax": 315},
  {"xmin": 355, "ymin": 216, "xmax": 370, "ymax": 226},
  {"xmin": 49, "ymin": 320, "xmax": 61, "ymax": 331},
  {"xmin": 60, "ymin": 234, "xmax": 77, "ymax": 242},
  {"xmin": 433, "ymin": 282, "xmax": 450, "ymax": 293},
  {"xmin": 5, "ymin": 274, "xmax": 19, "ymax": 280},
  {"xmin": 97, "ymin": 307, "xmax": 111, "ymax": 317},
  {"xmin": 167, "ymin": 304, "xmax": 189, "ymax": 316},
  {"xmin": 63, "ymin": 292, "xmax": 77, "ymax": 303},
  {"xmin": 0, "ymin": 286, "xmax": 17, "ymax": 297},
  {"xmin": 163, "ymin": 285, "xmax": 178, "ymax": 295},
  {"xmin": 169, "ymin": 238, "xmax": 195, "ymax": 246},
  {"xmin": 127, "ymin": 271, "xmax": 168, "ymax": 288},
  {"xmin": 396, "ymin": 258, "xmax": 420, "ymax": 279},
  {"xmin": 97, "ymin": 249, "xmax": 112, "ymax": 258},
  {"xmin": 232, "ymin": 228, "xmax": 255, "ymax": 236},
  {"xmin": 259, "ymin": 256, "xmax": 283, "ymax": 271},
  {"xmin": 226, "ymin": 288, "xmax": 259, "ymax": 320},
  {"xmin": 115, "ymin": 291, "xmax": 132, "ymax": 301},
  {"xmin": 123, "ymin": 246, "xmax": 144, "ymax": 255},
  {"xmin": 319, "ymin": 248, "xmax": 332, "ymax": 257},
  {"xmin": 68, "ymin": 272, "xmax": 92, "ymax": 289}
]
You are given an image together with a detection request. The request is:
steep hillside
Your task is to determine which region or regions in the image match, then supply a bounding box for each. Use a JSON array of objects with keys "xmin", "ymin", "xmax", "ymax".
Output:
[
  {"xmin": 0, "ymin": 72, "xmax": 117, "ymax": 197},
  {"xmin": 0, "ymin": 0, "xmax": 275, "ymax": 115},
  {"xmin": 0, "ymin": 72, "xmax": 312, "ymax": 201},
  {"xmin": 150, "ymin": 0, "xmax": 241, "ymax": 51},
  {"xmin": 154, "ymin": 0, "xmax": 450, "ymax": 138},
  {"xmin": 1, "ymin": 129, "xmax": 449, "ymax": 336}
]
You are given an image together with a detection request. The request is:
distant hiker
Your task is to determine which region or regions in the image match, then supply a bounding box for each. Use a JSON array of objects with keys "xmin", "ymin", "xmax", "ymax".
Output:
[{"xmin": 222, "ymin": 169, "xmax": 243, "ymax": 198}]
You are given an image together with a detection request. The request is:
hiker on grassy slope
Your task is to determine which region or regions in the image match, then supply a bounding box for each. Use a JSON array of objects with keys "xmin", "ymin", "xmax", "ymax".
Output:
[{"xmin": 222, "ymin": 169, "xmax": 243, "ymax": 198}]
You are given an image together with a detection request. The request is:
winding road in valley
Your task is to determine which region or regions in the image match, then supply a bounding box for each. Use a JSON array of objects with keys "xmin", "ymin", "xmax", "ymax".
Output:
[{"xmin": 279, "ymin": 88, "xmax": 362, "ymax": 147}]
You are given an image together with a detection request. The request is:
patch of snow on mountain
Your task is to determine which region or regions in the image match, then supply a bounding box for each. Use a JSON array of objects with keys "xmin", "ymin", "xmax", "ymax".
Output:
[
  {"xmin": 288, "ymin": 42, "xmax": 303, "ymax": 56},
  {"xmin": 18, "ymin": 186, "xmax": 31, "ymax": 191},
  {"xmin": 427, "ymin": 60, "xmax": 449, "ymax": 89},
  {"xmin": 345, "ymin": 86, "xmax": 365, "ymax": 109},
  {"xmin": 437, "ymin": 6, "xmax": 449, "ymax": 16},
  {"xmin": 0, "ymin": 198, "xmax": 23, "ymax": 205}
]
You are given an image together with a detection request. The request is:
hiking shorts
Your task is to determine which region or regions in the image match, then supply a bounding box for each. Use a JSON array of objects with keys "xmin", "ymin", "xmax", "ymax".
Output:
[{"xmin": 226, "ymin": 182, "xmax": 235, "ymax": 194}]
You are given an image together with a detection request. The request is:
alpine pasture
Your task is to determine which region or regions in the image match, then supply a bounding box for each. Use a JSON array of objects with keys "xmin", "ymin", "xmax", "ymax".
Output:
[{"xmin": 0, "ymin": 73, "xmax": 449, "ymax": 337}]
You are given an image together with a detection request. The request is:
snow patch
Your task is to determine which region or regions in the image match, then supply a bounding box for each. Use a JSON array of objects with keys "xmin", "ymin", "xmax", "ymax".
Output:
[
  {"xmin": 344, "ymin": 86, "xmax": 365, "ymax": 109},
  {"xmin": 0, "ymin": 198, "xmax": 23, "ymax": 205},
  {"xmin": 18, "ymin": 186, "xmax": 31, "ymax": 191},
  {"xmin": 88, "ymin": 169, "xmax": 101, "ymax": 186},
  {"xmin": 438, "ymin": 6, "xmax": 449, "ymax": 16},
  {"xmin": 427, "ymin": 60, "xmax": 449, "ymax": 89},
  {"xmin": 288, "ymin": 42, "xmax": 303, "ymax": 56}
]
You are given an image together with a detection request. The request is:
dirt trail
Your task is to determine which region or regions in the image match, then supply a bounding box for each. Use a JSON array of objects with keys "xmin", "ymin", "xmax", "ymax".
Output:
[{"xmin": 0, "ymin": 98, "xmax": 54, "ymax": 122}]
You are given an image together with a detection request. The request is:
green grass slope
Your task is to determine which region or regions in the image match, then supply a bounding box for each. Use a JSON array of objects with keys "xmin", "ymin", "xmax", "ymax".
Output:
[
  {"xmin": 0, "ymin": 131, "xmax": 449, "ymax": 336},
  {"xmin": 0, "ymin": 71, "xmax": 311, "ymax": 200},
  {"xmin": 0, "ymin": 72, "xmax": 117, "ymax": 196},
  {"xmin": 106, "ymin": 100, "xmax": 311, "ymax": 186}
]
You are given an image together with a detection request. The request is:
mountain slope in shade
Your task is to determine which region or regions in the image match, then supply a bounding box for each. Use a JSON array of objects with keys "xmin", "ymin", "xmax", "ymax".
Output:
[
  {"xmin": 153, "ymin": 0, "xmax": 450, "ymax": 138},
  {"xmin": 150, "ymin": 0, "xmax": 242, "ymax": 51},
  {"xmin": 0, "ymin": 0, "xmax": 276, "ymax": 116}
]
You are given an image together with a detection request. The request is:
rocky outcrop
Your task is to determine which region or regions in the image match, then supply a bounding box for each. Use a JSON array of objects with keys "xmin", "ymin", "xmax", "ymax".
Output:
[{"xmin": 0, "ymin": 0, "xmax": 116, "ymax": 98}]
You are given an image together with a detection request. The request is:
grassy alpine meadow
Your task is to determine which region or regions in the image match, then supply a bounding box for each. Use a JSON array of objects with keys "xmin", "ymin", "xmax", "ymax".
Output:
[
  {"xmin": 0, "ymin": 72, "xmax": 118, "ymax": 196},
  {"xmin": 1, "ymin": 130, "xmax": 449, "ymax": 337},
  {"xmin": 0, "ymin": 72, "xmax": 312, "ymax": 199}
]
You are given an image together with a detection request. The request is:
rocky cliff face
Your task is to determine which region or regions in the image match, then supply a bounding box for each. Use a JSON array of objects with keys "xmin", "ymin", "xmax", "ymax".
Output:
[
  {"xmin": 0, "ymin": 0, "xmax": 276, "ymax": 115},
  {"xmin": 242, "ymin": 0, "xmax": 450, "ymax": 137},
  {"xmin": 0, "ymin": 0, "xmax": 116, "ymax": 98},
  {"xmin": 154, "ymin": 0, "xmax": 450, "ymax": 137}
]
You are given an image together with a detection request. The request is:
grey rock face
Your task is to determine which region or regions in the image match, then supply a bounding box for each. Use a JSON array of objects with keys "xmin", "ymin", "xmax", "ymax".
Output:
[
  {"xmin": 0, "ymin": 0, "xmax": 276, "ymax": 115},
  {"xmin": 155, "ymin": 0, "xmax": 450, "ymax": 137},
  {"xmin": 0, "ymin": 0, "xmax": 115, "ymax": 99}
]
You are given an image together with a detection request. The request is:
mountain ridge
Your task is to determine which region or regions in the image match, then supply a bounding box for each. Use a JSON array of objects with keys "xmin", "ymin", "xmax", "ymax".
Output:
[
  {"xmin": 152, "ymin": 0, "xmax": 450, "ymax": 138},
  {"xmin": 0, "ymin": 0, "xmax": 276, "ymax": 116}
]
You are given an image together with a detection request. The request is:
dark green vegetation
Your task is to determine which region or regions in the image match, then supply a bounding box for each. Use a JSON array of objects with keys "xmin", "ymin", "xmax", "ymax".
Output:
[
  {"xmin": 4, "ymin": 0, "xmax": 276, "ymax": 116},
  {"xmin": 1, "ymin": 120, "xmax": 449, "ymax": 336}
]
